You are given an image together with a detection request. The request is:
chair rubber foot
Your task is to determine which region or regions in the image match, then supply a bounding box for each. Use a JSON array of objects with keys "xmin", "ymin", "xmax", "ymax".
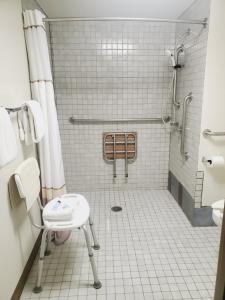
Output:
[
  {"xmin": 92, "ymin": 244, "xmax": 100, "ymax": 250},
  {"xmin": 93, "ymin": 281, "xmax": 102, "ymax": 289},
  {"xmin": 33, "ymin": 286, "xmax": 42, "ymax": 293},
  {"xmin": 44, "ymin": 250, "xmax": 51, "ymax": 256}
]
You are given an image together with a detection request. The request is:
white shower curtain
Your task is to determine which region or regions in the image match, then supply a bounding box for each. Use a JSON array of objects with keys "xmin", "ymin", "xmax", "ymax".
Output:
[{"xmin": 23, "ymin": 10, "xmax": 70, "ymax": 244}]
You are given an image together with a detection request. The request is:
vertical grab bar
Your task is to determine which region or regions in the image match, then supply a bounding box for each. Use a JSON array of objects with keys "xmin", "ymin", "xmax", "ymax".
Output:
[
  {"xmin": 172, "ymin": 71, "xmax": 180, "ymax": 108},
  {"xmin": 113, "ymin": 134, "xmax": 117, "ymax": 178},
  {"xmin": 125, "ymin": 134, "xmax": 128, "ymax": 178},
  {"xmin": 180, "ymin": 92, "xmax": 192, "ymax": 159}
]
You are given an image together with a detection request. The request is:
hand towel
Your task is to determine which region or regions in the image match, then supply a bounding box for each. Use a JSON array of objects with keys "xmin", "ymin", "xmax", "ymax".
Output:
[
  {"xmin": 43, "ymin": 198, "xmax": 74, "ymax": 222},
  {"xmin": 0, "ymin": 107, "xmax": 18, "ymax": 168},
  {"xmin": 14, "ymin": 157, "xmax": 40, "ymax": 211},
  {"xmin": 26, "ymin": 100, "xmax": 45, "ymax": 143},
  {"xmin": 21, "ymin": 110, "xmax": 33, "ymax": 145}
]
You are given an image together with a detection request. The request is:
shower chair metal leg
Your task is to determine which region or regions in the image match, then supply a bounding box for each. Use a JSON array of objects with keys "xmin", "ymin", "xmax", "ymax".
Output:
[
  {"xmin": 33, "ymin": 229, "xmax": 48, "ymax": 293},
  {"xmin": 89, "ymin": 215, "xmax": 100, "ymax": 250},
  {"xmin": 45, "ymin": 231, "xmax": 52, "ymax": 256},
  {"xmin": 82, "ymin": 225, "xmax": 102, "ymax": 289}
]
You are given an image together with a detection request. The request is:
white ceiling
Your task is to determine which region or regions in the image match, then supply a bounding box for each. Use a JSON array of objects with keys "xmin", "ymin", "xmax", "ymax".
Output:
[{"xmin": 38, "ymin": 0, "xmax": 196, "ymax": 19}]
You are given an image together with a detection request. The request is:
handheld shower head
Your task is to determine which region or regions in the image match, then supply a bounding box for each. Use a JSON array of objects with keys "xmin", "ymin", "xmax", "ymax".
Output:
[{"xmin": 166, "ymin": 50, "xmax": 176, "ymax": 67}]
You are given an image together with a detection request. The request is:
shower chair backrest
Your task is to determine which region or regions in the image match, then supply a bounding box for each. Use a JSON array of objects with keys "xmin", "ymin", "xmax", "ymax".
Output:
[{"xmin": 14, "ymin": 157, "xmax": 41, "ymax": 211}]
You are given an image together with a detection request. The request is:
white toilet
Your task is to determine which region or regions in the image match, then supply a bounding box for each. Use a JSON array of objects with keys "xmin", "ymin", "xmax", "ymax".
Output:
[{"xmin": 211, "ymin": 199, "xmax": 224, "ymax": 226}]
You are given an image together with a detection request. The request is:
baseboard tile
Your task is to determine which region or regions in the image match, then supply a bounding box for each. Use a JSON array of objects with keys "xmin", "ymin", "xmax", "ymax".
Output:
[{"xmin": 168, "ymin": 171, "xmax": 215, "ymax": 227}]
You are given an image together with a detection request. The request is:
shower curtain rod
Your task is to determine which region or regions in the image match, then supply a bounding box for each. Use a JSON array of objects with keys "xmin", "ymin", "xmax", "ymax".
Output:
[{"xmin": 43, "ymin": 17, "xmax": 208, "ymax": 26}]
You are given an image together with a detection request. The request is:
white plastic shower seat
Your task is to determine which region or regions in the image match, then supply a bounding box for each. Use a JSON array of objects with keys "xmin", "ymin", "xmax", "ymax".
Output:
[
  {"xmin": 13, "ymin": 157, "xmax": 102, "ymax": 294},
  {"xmin": 43, "ymin": 194, "xmax": 90, "ymax": 230}
]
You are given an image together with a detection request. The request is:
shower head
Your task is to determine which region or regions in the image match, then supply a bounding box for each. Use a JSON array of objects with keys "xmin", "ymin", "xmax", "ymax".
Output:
[
  {"xmin": 176, "ymin": 44, "xmax": 185, "ymax": 68},
  {"xmin": 176, "ymin": 44, "xmax": 185, "ymax": 55},
  {"xmin": 165, "ymin": 50, "xmax": 176, "ymax": 67}
]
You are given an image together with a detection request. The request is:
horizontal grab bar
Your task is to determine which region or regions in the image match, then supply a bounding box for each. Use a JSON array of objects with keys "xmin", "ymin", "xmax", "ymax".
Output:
[
  {"xmin": 202, "ymin": 129, "xmax": 225, "ymax": 137},
  {"xmin": 69, "ymin": 116, "xmax": 170, "ymax": 124}
]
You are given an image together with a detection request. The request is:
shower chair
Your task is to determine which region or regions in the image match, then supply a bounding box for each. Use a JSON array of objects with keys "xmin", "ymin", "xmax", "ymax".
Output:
[{"xmin": 14, "ymin": 157, "xmax": 102, "ymax": 293}]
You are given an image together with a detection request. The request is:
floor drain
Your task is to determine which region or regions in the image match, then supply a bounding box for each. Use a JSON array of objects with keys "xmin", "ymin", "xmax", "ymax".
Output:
[{"xmin": 111, "ymin": 206, "xmax": 122, "ymax": 212}]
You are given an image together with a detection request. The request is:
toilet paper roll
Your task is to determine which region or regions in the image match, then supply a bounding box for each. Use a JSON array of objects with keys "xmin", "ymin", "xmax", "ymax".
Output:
[{"xmin": 206, "ymin": 156, "xmax": 225, "ymax": 168}]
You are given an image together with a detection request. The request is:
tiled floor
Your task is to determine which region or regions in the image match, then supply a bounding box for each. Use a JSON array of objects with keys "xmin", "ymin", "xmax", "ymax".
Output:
[{"xmin": 21, "ymin": 190, "xmax": 220, "ymax": 300}]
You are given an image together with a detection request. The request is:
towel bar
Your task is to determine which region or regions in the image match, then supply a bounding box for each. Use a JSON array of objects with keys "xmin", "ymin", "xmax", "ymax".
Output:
[{"xmin": 5, "ymin": 105, "xmax": 27, "ymax": 114}]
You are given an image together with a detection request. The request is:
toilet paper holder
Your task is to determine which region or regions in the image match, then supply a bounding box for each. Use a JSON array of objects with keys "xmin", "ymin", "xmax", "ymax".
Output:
[
  {"xmin": 202, "ymin": 157, "xmax": 211, "ymax": 164},
  {"xmin": 202, "ymin": 156, "xmax": 225, "ymax": 168}
]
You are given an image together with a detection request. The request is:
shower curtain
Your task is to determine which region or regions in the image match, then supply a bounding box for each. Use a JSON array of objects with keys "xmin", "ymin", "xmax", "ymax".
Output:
[{"xmin": 23, "ymin": 10, "xmax": 70, "ymax": 244}]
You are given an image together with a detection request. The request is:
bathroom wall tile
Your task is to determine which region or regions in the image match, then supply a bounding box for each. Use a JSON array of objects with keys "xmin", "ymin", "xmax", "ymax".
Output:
[
  {"xmin": 169, "ymin": 0, "xmax": 210, "ymax": 204},
  {"xmin": 194, "ymin": 170, "xmax": 204, "ymax": 207},
  {"xmin": 50, "ymin": 21, "xmax": 175, "ymax": 191},
  {"xmin": 196, "ymin": 171, "xmax": 204, "ymax": 179}
]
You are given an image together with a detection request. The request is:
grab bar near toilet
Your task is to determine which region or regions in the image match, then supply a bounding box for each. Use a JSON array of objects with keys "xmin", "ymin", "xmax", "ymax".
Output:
[{"xmin": 202, "ymin": 129, "xmax": 225, "ymax": 137}]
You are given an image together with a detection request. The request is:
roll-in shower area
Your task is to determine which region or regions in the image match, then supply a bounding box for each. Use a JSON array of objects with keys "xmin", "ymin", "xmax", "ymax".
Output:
[
  {"xmin": 49, "ymin": 5, "xmax": 211, "ymax": 225},
  {"xmin": 20, "ymin": 0, "xmax": 222, "ymax": 299}
]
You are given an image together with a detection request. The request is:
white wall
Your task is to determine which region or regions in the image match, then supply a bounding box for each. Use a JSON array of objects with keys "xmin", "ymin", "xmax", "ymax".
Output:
[
  {"xmin": 38, "ymin": 0, "xmax": 195, "ymax": 18},
  {"xmin": 0, "ymin": 0, "xmax": 40, "ymax": 299},
  {"xmin": 198, "ymin": 0, "xmax": 225, "ymax": 206}
]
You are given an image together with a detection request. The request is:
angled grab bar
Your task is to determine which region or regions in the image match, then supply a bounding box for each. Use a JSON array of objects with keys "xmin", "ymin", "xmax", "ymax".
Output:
[{"xmin": 180, "ymin": 92, "xmax": 192, "ymax": 159}]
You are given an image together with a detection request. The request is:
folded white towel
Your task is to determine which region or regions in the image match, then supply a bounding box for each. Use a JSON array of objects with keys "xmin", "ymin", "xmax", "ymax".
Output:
[
  {"xmin": 20, "ymin": 110, "xmax": 33, "ymax": 145},
  {"xmin": 0, "ymin": 107, "xmax": 18, "ymax": 168},
  {"xmin": 43, "ymin": 198, "xmax": 74, "ymax": 222},
  {"xmin": 14, "ymin": 157, "xmax": 40, "ymax": 211},
  {"xmin": 26, "ymin": 100, "xmax": 45, "ymax": 143}
]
